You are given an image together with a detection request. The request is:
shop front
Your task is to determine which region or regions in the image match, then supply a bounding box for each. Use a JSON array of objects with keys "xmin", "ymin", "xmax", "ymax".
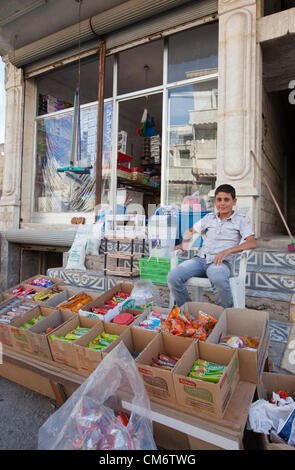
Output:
[{"xmin": 29, "ymin": 22, "xmax": 218, "ymax": 226}]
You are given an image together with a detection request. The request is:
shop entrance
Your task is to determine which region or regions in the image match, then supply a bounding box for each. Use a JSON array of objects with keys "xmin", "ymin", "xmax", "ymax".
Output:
[
  {"xmin": 261, "ymin": 34, "xmax": 295, "ymax": 236},
  {"xmin": 117, "ymin": 93, "xmax": 162, "ymax": 216}
]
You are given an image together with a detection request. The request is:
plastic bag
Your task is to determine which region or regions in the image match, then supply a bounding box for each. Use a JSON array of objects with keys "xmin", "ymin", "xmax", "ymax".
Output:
[
  {"xmin": 66, "ymin": 224, "xmax": 90, "ymax": 271},
  {"xmin": 130, "ymin": 279, "xmax": 160, "ymax": 307},
  {"xmin": 247, "ymin": 399, "xmax": 295, "ymax": 435},
  {"xmin": 148, "ymin": 214, "xmax": 177, "ymax": 259},
  {"xmin": 38, "ymin": 342, "xmax": 157, "ymax": 450},
  {"xmin": 86, "ymin": 221, "xmax": 103, "ymax": 256}
]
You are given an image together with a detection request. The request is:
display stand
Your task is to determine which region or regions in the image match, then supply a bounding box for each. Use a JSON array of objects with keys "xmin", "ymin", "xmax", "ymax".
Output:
[
  {"xmin": 104, "ymin": 237, "xmax": 145, "ymax": 278},
  {"xmin": 1, "ymin": 344, "xmax": 256, "ymax": 450}
]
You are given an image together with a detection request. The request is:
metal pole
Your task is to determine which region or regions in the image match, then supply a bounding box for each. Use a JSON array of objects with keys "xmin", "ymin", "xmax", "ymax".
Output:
[{"xmin": 95, "ymin": 39, "xmax": 106, "ymax": 221}]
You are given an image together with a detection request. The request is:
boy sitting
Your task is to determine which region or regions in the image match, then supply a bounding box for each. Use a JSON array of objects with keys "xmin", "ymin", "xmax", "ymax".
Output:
[{"xmin": 167, "ymin": 184, "xmax": 256, "ymax": 308}]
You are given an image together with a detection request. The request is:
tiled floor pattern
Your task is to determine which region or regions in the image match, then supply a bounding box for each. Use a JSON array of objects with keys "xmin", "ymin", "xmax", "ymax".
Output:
[{"xmin": 269, "ymin": 320, "xmax": 295, "ymax": 375}]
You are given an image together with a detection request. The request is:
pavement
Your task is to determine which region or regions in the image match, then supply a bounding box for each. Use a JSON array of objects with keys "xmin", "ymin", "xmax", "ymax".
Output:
[{"xmin": 0, "ymin": 319, "xmax": 294, "ymax": 451}]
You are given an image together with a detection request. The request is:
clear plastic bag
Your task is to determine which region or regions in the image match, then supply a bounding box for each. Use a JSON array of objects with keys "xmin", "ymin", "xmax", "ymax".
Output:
[
  {"xmin": 38, "ymin": 342, "xmax": 157, "ymax": 450},
  {"xmin": 130, "ymin": 279, "xmax": 160, "ymax": 307}
]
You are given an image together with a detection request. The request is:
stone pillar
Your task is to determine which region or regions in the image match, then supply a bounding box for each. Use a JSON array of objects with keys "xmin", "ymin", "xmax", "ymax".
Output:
[
  {"xmin": 0, "ymin": 59, "xmax": 24, "ymax": 289},
  {"xmin": 0, "ymin": 59, "xmax": 24, "ymax": 228},
  {"xmin": 217, "ymin": 0, "xmax": 260, "ymax": 234}
]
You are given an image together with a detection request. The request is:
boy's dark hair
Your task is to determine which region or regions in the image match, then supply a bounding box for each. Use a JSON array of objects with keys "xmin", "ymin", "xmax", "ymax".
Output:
[{"xmin": 214, "ymin": 184, "xmax": 236, "ymax": 200}]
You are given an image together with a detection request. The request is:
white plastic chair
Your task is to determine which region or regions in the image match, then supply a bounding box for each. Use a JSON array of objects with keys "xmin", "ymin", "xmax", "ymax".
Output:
[{"xmin": 169, "ymin": 234, "xmax": 251, "ymax": 309}]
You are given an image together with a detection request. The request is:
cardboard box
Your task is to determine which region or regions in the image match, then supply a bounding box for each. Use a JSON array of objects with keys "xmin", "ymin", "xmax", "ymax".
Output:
[
  {"xmin": 173, "ymin": 341, "xmax": 239, "ymax": 418},
  {"xmin": 208, "ymin": 308, "xmax": 269, "ymax": 383},
  {"xmin": 9, "ymin": 306, "xmax": 57, "ymax": 357},
  {"xmin": 136, "ymin": 332, "xmax": 195, "ymax": 404},
  {"xmin": 115, "ymin": 325, "xmax": 158, "ymax": 359},
  {"xmin": 79, "ymin": 282, "xmax": 135, "ymax": 321},
  {"xmin": 74, "ymin": 321, "xmax": 129, "ymax": 374},
  {"xmin": 0, "ymin": 298, "xmax": 38, "ymax": 346},
  {"xmin": 55, "ymin": 289, "xmax": 99, "ymax": 314},
  {"xmin": 48, "ymin": 316, "xmax": 101, "ymax": 369},
  {"xmin": 133, "ymin": 302, "xmax": 223, "ymax": 339},
  {"xmin": 257, "ymin": 372, "xmax": 295, "ymax": 450},
  {"xmin": 43, "ymin": 286, "xmax": 97, "ymax": 309}
]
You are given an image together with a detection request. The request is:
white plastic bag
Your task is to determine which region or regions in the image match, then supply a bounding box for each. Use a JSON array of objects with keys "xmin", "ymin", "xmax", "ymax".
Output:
[
  {"xmin": 38, "ymin": 342, "xmax": 157, "ymax": 450},
  {"xmin": 66, "ymin": 224, "xmax": 90, "ymax": 271},
  {"xmin": 86, "ymin": 221, "xmax": 103, "ymax": 256},
  {"xmin": 247, "ymin": 398, "xmax": 295, "ymax": 435}
]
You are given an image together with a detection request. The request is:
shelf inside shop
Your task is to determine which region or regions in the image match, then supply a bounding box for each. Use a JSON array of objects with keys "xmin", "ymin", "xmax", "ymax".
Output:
[{"xmin": 117, "ymin": 176, "xmax": 160, "ymax": 194}]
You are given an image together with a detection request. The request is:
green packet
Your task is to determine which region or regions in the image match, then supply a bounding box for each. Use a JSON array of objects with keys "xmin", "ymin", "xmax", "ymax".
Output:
[
  {"xmin": 192, "ymin": 360, "xmax": 226, "ymax": 374},
  {"xmin": 188, "ymin": 372, "xmax": 222, "ymax": 384}
]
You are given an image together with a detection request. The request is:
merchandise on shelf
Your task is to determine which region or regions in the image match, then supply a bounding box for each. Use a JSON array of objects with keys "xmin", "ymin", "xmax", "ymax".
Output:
[
  {"xmin": 117, "ymin": 165, "xmax": 131, "ymax": 179},
  {"xmin": 130, "ymin": 167, "xmax": 144, "ymax": 183}
]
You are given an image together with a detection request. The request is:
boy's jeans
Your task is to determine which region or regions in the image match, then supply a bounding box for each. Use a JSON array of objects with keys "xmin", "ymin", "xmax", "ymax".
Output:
[{"xmin": 167, "ymin": 256, "xmax": 233, "ymax": 308}]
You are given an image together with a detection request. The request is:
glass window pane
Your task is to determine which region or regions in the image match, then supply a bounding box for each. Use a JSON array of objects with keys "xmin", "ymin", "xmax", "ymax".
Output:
[
  {"xmin": 36, "ymin": 56, "xmax": 99, "ymax": 116},
  {"xmin": 168, "ymin": 22, "xmax": 218, "ymax": 83},
  {"xmin": 35, "ymin": 104, "xmax": 98, "ymax": 213},
  {"xmin": 117, "ymin": 40, "xmax": 163, "ymax": 95},
  {"xmin": 166, "ymin": 80, "xmax": 218, "ymax": 212}
]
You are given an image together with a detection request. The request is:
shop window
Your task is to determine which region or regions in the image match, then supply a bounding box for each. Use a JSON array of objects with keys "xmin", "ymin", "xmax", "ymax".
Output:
[
  {"xmin": 117, "ymin": 40, "xmax": 164, "ymax": 95},
  {"xmin": 168, "ymin": 22, "xmax": 218, "ymax": 83},
  {"xmin": 166, "ymin": 79, "xmax": 217, "ymax": 211},
  {"xmin": 36, "ymin": 56, "xmax": 99, "ymax": 116}
]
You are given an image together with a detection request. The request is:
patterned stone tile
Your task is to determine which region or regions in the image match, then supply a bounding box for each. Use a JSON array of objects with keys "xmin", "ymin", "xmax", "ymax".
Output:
[{"xmin": 269, "ymin": 320, "xmax": 291, "ymax": 343}]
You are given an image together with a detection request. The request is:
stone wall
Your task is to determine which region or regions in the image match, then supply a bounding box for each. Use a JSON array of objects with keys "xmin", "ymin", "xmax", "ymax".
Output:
[
  {"xmin": 0, "ymin": 143, "xmax": 4, "ymax": 197},
  {"xmin": 261, "ymin": 88, "xmax": 286, "ymax": 235}
]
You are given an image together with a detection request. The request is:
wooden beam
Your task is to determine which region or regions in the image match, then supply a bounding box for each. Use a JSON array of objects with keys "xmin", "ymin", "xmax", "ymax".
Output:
[{"xmin": 95, "ymin": 39, "xmax": 106, "ymax": 222}]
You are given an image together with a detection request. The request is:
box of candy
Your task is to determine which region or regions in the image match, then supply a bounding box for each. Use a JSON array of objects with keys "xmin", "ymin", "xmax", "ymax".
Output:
[
  {"xmin": 136, "ymin": 332, "xmax": 195, "ymax": 404},
  {"xmin": 74, "ymin": 321, "xmax": 129, "ymax": 375},
  {"xmin": 79, "ymin": 283, "xmax": 135, "ymax": 322},
  {"xmin": 9, "ymin": 306, "xmax": 57, "ymax": 358},
  {"xmin": 0, "ymin": 297, "xmax": 37, "ymax": 346},
  {"xmin": 173, "ymin": 341, "xmax": 239, "ymax": 418},
  {"xmin": 48, "ymin": 316, "xmax": 101, "ymax": 369},
  {"xmin": 208, "ymin": 307, "xmax": 269, "ymax": 384},
  {"xmin": 55, "ymin": 289, "xmax": 99, "ymax": 314}
]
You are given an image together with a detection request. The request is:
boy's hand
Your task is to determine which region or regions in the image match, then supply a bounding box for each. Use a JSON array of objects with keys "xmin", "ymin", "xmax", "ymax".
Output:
[
  {"xmin": 213, "ymin": 248, "xmax": 232, "ymax": 265},
  {"xmin": 173, "ymin": 244, "xmax": 186, "ymax": 255}
]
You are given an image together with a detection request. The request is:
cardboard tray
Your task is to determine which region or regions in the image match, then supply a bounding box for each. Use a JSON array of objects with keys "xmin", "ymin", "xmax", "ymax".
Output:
[
  {"xmin": 208, "ymin": 307, "xmax": 269, "ymax": 383},
  {"xmin": 173, "ymin": 341, "xmax": 239, "ymax": 419}
]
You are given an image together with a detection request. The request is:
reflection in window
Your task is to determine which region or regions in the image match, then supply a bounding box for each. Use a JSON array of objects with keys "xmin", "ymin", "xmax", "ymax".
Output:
[
  {"xmin": 35, "ymin": 105, "xmax": 97, "ymax": 213},
  {"xmin": 166, "ymin": 80, "xmax": 218, "ymax": 211},
  {"xmin": 36, "ymin": 55, "xmax": 100, "ymax": 116},
  {"xmin": 117, "ymin": 40, "xmax": 164, "ymax": 95},
  {"xmin": 168, "ymin": 22, "xmax": 218, "ymax": 83}
]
